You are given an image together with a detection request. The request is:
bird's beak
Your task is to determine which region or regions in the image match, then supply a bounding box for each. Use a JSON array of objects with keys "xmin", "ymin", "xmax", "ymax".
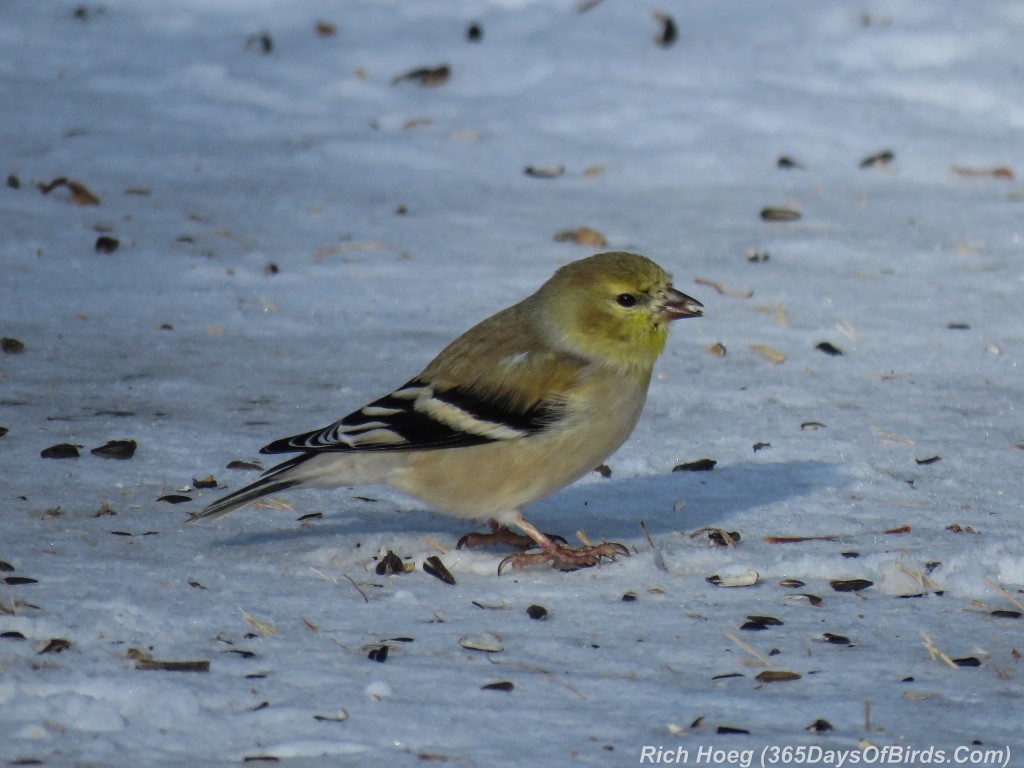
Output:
[{"xmin": 658, "ymin": 286, "xmax": 704, "ymax": 320}]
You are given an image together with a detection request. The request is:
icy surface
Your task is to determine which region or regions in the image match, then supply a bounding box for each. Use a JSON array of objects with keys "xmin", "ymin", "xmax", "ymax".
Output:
[{"xmin": 1, "ymin": 1, "xmax": 1022, "ymax": 766}]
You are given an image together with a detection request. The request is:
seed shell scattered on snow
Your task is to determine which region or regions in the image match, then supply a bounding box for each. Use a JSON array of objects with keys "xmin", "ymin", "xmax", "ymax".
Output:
[
  {"xmin": 526, "ymin": 604, "xmax": 548, "ymax": 620},
  {"xmin": 553, "ymin": 227, "xmax": 607, "ymax": 247},
  {"xmin": 523, "ymin": 165, "xmax": 564, "ymax": 179},
  {"xmin": 760, "ymin": 206, "xmax": 801, "ymax": 222},
  {"xmin": 422, "ymin": 555, "xmax": 455, "ymax": 585},
  {"xmin": 226, "ymin": 460, "xmax": 262, "ymax": 473},
  {"xmin": 672, "ymin": 458, "xmax": 717, "ymax": 472},
  {"xmin": 706, "ymin": 570, "xmax": 759, "ymax": 588},
  {"xmin": 481, "ymin": 680, "xmax": 514, "ymax": 692},
  {"xmin": 459, "ymin": 632, "xmax": 503, "ymax": 653},
  {"xmin": 830, "ymin": 578, "xmax": 874, "ymax": 592},
  {"xmin": 375, "ymin": 550, "xmax": 405, "ymax": 576},
  {"xmin": 652, "ymin": 12, "xmax": 678, "ymax": 48},
  {"xmin": 37, "ymin": 638, "xmax": 73, "ymax": 654},
  {"xmin": 820, "ymin": 633, "xmax": 853, "ymax": 645},
  {"xmin": 391, "ymin": 64, "xmax": 451, "ymax": 87},
  {"xmin": 94, "ymin": 235, "xmax": 120, "ymax": 253},
  {"xmin": 707, "ymin": 342, "xmax": 727, "ymax": 357},
  {"xmin": 779, "ymin": 578, "xmax": 805, "ymax": 588},
  {"xmin": 90, "ymin": 439, "xmax": 136, "ymax": 459},
  {"xmin": 4, "ymin": 576, "xmax": 38, "ymax": 586},
  {"xmin": 41, "ymin": 443, "xmax": 80, "ymax": 459},
  {"xmin": 859, "ymin": 149, "xmax": 895, "ymax": 168},
  {"xmin": 815, "ymin": 341, "xmax": 844, "ymax": 356},
  {"xmin": 367, "ymin": 645, "xmax": 389, "ymax": 663},
  {"xmin": 314, "ymin": 710, "xmax": 349, "ymax": 722},
  {"xmin": 756, "ymin": 670, "xmax": 801, "ymax": 683},
  {"xmin": 2, "ymin": 337, "xmax": 26, "ymax": 353}
]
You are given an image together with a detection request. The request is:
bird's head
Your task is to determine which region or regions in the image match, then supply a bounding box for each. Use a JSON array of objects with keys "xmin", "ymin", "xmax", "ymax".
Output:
[{"xmin": 535, "ymin": 252, "xmax": 703, "ymax": 372}]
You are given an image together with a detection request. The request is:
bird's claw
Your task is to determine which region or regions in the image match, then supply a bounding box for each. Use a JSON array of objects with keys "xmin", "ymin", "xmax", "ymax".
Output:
[{"xmin": 497, "ymin": 541, "xmax": 629, "ymax": 575}]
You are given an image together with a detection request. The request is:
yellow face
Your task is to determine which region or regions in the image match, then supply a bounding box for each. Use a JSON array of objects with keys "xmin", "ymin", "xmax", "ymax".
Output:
[{"xmin": 538, "ymin": 252, "xmax": 702, "ymax": 372}]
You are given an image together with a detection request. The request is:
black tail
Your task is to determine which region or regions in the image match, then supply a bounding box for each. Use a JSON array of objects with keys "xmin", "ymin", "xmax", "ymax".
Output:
[{"xmin": 186, "ymin": 454, "xmax": 310, "ymax": 523}]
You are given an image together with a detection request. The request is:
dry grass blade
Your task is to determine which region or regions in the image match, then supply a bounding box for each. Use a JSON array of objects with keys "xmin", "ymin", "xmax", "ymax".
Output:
[
  {"xmin": 725, "ymin": 632, "xmax": 770, "ymax": 667},
  {"xmin": 749, "ymin": 343, "xmax": 785, "ymax": 363},
  {"xmin": 984, "ymin": 578, "xmax": 1024, "ymax": 613},
  {"xmin": 240, "ymin": 608, "xmax": 276, "ymax": 636},
  {"xmin": 920, "ymin": 632, "xmax": 959, "ymax": 670}
]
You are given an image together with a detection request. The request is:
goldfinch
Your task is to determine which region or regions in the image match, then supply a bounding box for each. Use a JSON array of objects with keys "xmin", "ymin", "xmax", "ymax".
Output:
[{"xmin": 189, "ymin": 252, "xmax": 703, "ymax": 572}]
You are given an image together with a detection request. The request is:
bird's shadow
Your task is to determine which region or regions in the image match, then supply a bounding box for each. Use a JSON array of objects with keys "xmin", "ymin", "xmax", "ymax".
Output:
[{"xmin": 201, "ymin": 459, "xmax": 845, "ymax": 549}]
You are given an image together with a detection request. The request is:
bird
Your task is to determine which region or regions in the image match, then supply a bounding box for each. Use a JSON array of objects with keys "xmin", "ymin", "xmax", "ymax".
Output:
[{"xmin": 188, "ymin": 251, "xmax": 703, "ymax": 573}]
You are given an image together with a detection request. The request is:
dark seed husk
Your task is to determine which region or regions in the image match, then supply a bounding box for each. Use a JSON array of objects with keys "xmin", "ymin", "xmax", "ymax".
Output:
[
  {"xmin": 708, "ymin": 530, "xmax": 741, "ymax": 546},
  {"xmin": 1, "ymin": 631, "xmax": 26, "ymax": 640},
  {"xmin": 91, "ymin": 439, "xmax": 136, "ymax": 459},
  {"xmin": 748, "ymin": 615, "xmax": 783, "ymax": 626},
  {"xmin": 4, "ymin": 576, "xmax": 38, "ymax": 586},
  {"xmin": 830, "ymin": 578, "xmax": 873, "ymax": 592},
  {"xmin": 756, "ymin": 670, "xmax": 801, "ymax": 683},
  {"xmin": 94, "ymin": 235, "xmax": 120, "ymax": 253},
  {"xmin": 915, "ymin": 455, "xmax": 942, "ymax": 465},
  {"xmin": 226, "ymin": 460, "xmax": 262, "ymax": 471},
  {"xmin": 157, "ymin": 494, "xmax": 192, "ymax": 504},
  {"xmin": 953, "ymin": 656, "xmax": 981, "ymax": 667},
  {"xmin": 822, "ymin": 633, "xmax": 852, "ymax": 645},
  {"xmin": 673, "ymin": 458, "xmax": 717, "ymax": 472},
  {"xmin": 41, "ymin": 443, "xmax": 80, "ymax": 459},
  {"xmin": 717, "ymin": 726, "xmax": 750, "ymax": 735},
  {"xmin": 815, "ymin": 341, "xmax": 844, "ymax": 356},
  {"xmin": 653, "ymin": 12, "xmax": 677, "ymax": 47},
  {"xmin": 860, "ymin": 149, "xmax": 895, "ymax": 168},
  {"xmin": 0, "ymin": 560, "xmax": 14, "ymax": 572},
  {"xmin": 481, "ymin": 681, "xmax": 514, "ymax": 692},
  {"xmin": 800, "ymin": 421, "xmax": 826, "ymax": 430},
  {"xmin": 777, "ymin": 155, "xmax": 804, "ymax": 169},
  {"xmin": 375, "ymin": 550, "xmax": 405, "ymax": 576},
  {"xmin": 1, "ymin": 337, "xmax": 25, "ymax": 354},
  {"xmin": 392, "ymin": 64, "xmax": 450, "ymax": 87},
  {"xmin": 526, "ymin": 604, "xmax": 548, "ymax": 620},
  {"xmin": 367, "ymin": 645, "xmax": 389, "ymax": 663},
  {"xmin": 38, "ymin": 638, "xmax": 73, "ymax": 654},
  {"xmin": 760, "ymin": 207, "xmax": 801, "ymax": 221},
  {"xmin": 136, "ymin": 657, "xmax": 210, "ymax": 672},
  {"xmin": 991, "ymin": 610, "xmax": 1022, "ymax": 619},
  {"xmin": 422, "ymin": 555, "xmax": 456, "ymax": 585},
  {"xmin": 806, "ymin": 719, "xmax": 833, "ymax": 733}
]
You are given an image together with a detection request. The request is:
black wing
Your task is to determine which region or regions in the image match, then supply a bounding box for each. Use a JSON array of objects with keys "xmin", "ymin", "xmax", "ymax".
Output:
[{"xmin": 261, "ymin": 379, "xmax": 564, "ymax": 455}]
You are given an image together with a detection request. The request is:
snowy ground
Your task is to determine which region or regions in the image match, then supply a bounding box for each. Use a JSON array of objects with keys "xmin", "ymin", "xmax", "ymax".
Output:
[{"xmin": 2, "ymin": 1, "xmax": 1023, "ymax": 766}]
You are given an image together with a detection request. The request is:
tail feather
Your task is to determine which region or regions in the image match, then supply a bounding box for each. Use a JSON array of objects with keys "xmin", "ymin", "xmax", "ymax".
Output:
[{"xmin": 187, "ymin": 454, "xmax": 310, "ymax": 523}]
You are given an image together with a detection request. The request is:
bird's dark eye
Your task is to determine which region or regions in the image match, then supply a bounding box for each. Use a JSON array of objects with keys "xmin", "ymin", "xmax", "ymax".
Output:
[{"xmin": 616, "ymin": 293, "xmax": 637, "ymax": 308}]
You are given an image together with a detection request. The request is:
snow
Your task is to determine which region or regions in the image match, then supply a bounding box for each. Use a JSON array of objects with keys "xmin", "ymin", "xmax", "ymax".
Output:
[{"xmin": 2, "ymin": 0, "xmax": 1022, "ymax": 765}]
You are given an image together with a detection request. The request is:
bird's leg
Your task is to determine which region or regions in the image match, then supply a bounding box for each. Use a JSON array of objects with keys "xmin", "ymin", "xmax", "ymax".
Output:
[
  {"xmin": 456, "ymin": 519, "xmax": 567, "ymax": 551},
  {"xmin": 497, "ymin": 515, "xmax": 629, "ymax": 574}
]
